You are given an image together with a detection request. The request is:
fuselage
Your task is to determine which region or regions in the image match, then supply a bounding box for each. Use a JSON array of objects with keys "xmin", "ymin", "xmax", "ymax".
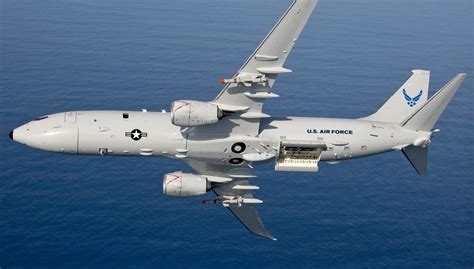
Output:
[{"xmin": 11, "ymin": 110, "xmax": 429, "ymax": 169}]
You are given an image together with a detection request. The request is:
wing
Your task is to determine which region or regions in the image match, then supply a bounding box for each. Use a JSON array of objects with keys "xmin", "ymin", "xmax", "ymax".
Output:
[
  {"xmin": 187, "ymin": 159, "xmax": 276, "ymax": 240},
  {"xmin": 402, "ymin": 89, "xmax": 412, "ymax": 101},
  {"xmin": 213, "ymin": 180, "xmax": 276, "ymax": 240},
  {"xmin": 212, "ymin": 0, "xmax": 318, "ymax": 136}
]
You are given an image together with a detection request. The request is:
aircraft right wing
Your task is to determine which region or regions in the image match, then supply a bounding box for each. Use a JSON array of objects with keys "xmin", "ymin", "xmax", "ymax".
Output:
[{"xmin": 210, "ymin": 0, "xmax": 318, "ymax": 136}]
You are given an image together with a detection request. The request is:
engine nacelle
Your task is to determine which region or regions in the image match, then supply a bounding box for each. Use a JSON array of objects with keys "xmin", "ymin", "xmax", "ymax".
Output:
[
  {"xmin": 170, "ymin": 100, "xmax": 221, "ymax": 127},
  {"xmin": 163, "ymin": 172, "xmax": 210, "ymax": 197}
]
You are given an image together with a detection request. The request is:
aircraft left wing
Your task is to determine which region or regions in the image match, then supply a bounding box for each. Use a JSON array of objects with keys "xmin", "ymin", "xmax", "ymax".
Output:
[
  {"xmin": 187, "ymin": 160, "xmax": 276, "ymax": 240},
  {"xmin": 212, "ymin": 180, "xmax": 276, "ymax": 240},
  {"xmin": 212, "ymin": 0, "xmax": 318, "ymax": 136}
]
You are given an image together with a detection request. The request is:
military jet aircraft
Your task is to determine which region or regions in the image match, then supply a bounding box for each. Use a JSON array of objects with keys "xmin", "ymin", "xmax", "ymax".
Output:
[{"xmin": 9, "ymin": 0, "xmax": 467, "ymax": 240}]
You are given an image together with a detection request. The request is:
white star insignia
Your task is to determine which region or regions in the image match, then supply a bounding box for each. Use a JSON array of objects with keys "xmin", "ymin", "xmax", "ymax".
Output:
[{"xmin": 131, "ymin": 130, "xmax": 141, "ymax": 139}]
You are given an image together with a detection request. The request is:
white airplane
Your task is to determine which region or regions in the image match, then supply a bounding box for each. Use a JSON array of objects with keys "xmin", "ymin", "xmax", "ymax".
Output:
[{"xmin": 10, "ymin": 0, "xmax": 466, "ymax": 240}]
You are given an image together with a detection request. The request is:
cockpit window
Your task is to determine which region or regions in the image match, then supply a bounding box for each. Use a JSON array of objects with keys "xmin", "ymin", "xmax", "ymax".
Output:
[{"xmin": 34, "ymin": 116, "xmax": 49, "ymax": 121}]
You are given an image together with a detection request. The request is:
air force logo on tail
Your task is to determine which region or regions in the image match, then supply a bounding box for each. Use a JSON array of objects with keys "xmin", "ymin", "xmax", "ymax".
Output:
[{"xmin": 403, "ymin": 89, "xmax": 423, "ymax": 107}]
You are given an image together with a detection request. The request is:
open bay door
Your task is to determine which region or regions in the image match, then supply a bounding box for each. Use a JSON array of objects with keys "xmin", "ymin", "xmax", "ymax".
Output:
[{"xmin": 275, "ymin": 140, "xmax": 327, "ymax": 172}]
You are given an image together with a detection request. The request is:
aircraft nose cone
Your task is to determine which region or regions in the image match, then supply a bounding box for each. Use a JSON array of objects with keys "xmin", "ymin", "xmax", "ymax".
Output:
[{"xmin": 9, "ymin": 130, "xmax": 14, "ymax": 140}]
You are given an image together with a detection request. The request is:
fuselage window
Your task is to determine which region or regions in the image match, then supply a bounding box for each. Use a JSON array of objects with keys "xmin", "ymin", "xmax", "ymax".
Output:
[{"xmin": 123, "ymin": 113, "xmax": 129, "ymax": 119}]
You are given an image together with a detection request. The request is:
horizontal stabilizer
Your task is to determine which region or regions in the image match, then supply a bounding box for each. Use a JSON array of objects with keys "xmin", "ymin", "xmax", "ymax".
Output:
[
  {"xmin": 402, "ymin": 145, "xmax": 428, "ymax": 175},
  {"xmin": 402, "ymin": 73, "xmax": 467, "ymax": 131}
]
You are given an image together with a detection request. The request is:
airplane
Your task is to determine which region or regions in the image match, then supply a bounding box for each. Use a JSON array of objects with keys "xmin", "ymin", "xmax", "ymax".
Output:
[{"xmin": 9, "ymin": 0, "xmax": 467, "ymax": 240}]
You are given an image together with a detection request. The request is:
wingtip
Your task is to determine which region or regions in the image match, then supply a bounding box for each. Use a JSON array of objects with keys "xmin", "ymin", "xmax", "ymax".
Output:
[
  {"xmin": 452, "ymin": 73, "xmax": 467, "ymax": 84},
  {"xmin": 253, "ymin": 230, "xmax": 277, "ymax": 241},
  {"xmin": 261, "ymin": 232, "xmax": 277, "ymax": 241}
]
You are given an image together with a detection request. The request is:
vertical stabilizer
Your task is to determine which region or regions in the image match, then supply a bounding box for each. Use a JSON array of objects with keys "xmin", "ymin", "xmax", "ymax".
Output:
[{"xmin": 364, "ymin": 70, "xmax": 430, "ymax": 123}]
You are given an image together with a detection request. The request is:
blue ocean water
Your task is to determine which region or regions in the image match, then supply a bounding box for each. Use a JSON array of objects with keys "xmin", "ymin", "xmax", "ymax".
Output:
[{"xmin": 1, "ymin": 0, "xmax": 473, "ymax": 267}]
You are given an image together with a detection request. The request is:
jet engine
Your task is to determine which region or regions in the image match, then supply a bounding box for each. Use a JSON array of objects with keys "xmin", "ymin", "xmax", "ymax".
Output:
[
  {"xmin": 163, "ymin": 172, "xmax": 210, "ymax": 197},
  {"xmin": 170, "ymin": 100, "xmax": 222, "ymax": 127}
]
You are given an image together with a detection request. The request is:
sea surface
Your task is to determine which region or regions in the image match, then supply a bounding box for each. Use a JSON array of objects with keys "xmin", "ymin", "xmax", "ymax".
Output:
[{"xmin": 1, "ymin": 0, "xmax": 473, "ymax": 268}]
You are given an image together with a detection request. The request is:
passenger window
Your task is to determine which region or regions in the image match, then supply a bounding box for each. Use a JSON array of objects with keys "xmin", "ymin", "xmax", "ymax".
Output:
[{"xmin": 123, "ymin": 113, "xmax": 129, "ymax": 119}]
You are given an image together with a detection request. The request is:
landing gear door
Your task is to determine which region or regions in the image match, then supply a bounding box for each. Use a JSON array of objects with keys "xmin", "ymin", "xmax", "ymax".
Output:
[{"xmin": 275, "ymin": 140, "xmax": 327, "ymax": 172}]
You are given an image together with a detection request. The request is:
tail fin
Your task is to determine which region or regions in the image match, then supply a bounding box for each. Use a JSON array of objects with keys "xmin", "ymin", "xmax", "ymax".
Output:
[
  {"xmin": 401, "ymin": 73, "xmax": 467, "ymax": 131},
  {"xmin": 364, "ymin": 70, "xmax": 430, "ymax": 123}
]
